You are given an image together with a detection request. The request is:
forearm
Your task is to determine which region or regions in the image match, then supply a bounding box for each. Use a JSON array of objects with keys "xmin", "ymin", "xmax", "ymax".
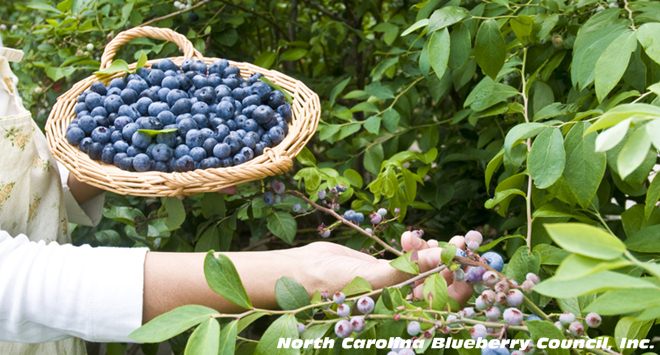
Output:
[{"xmin": 67, "ymin": 174, "xmax": 103, "ymax": 205}]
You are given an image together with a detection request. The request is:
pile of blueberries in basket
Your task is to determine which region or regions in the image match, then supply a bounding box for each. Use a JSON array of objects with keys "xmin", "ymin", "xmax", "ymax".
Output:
[{"xmin": 65, "ymin": 58, "xmax": 292, "ymax": 172}]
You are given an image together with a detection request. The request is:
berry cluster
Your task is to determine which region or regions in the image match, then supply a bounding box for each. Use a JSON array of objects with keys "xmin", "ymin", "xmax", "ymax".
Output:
[
  {"xmin": 555, "ymin": 311, "xmax": 601, "ymax": 336},
  {"xmin": 65, "ymin": 58, "xmax": 291, "ymax": 172},
  {"xmin": 264, "ymin": 180, "xmax": 287, "ymax": 205},
  {"xmin": 328, "ymin": 292, "xmax": 375, "ymax": 338}
]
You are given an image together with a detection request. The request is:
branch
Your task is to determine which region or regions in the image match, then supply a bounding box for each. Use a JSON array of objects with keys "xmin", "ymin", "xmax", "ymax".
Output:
[
  {"xmin": 520, "ymin": 47, "xmax": 533, "ymax": 251},
  {"xmin": 140, "ymin": 0, "xmax": 211, "ymax": 27}
]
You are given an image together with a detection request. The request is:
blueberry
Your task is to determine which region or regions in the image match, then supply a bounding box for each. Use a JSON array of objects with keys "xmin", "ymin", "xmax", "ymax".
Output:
[
  {"xmin": 140, "ymin": 86, "xmax": 160, "ymax": 101},
  {"xmin": 66, "ymin": 126, "xmax": 86, "ymax": 145},
  {"xmin": 181, "ymin": 59, "xmax": 193, "ymax": 72},
  {"xmin": 202, "ymin": 137, "xmax": 218, "ymax": 153},
  {"xmin": 174, "ymin": 144, "xmax": 191, "ymax": 158},
  {"xmin": 336, "ymin": 303, "xmax": 350, "ymax": 317},
  {"xmin": 156, "ymin": 131, "xmax": 177, "ymax": 147},
  {"xmin": 214, "ymin": 84, "xmax": 231, "ymax": 98},
  {"xmin": 108, "ymin": 87, "xmax": 122, "ymax": 96},
  {"xmin": 356, "ymin": 296, "xmax": 374, "ymax": 314},
  {"xmin": 252, "ymin": 105, "xmax": 274, "ymax": 124},
  {"xmin": 79, "ymin": 137, "xmax": 93, "ymax": 153},
  {"xmin": 78, "ymin": 92, "xmax": 87, "ymax": 103},
  {"xmin": 209, "ymin": 59, "xmax": 228, "ymax": 74},
  {"xmin": 216, "ymin": 124, "xmax": 230, "ymax": 141},
  {"xmin": 109, "ymin": 77, "xmax": 126, "ymax": 90},
  {"xmin": 132, "ymin": 131, "xmax": 152, "ymax": 149},
  {"xmin": 189, "ymin": 147, "xmax": 207, "ymax": 162},
  {"xmin": 243, "ymin": 119, "xmax": 259, "ymax": 132},
  {"xmin": 222, "ymin": 76, "xmax": 240, "ymax": 89},
  {"xmin": 212, "ymin": 142, "xmax": 231, "ymax": 159},
  {"xmin": 100, "ymin": 145, "xmax": 116, "ymax": 164},
  {"xmin": 151, "ymin": 143, "xmax": 173, "ymax": 162},
  {"xmin": 207, "ymin": 74, "xmax": 222, "ymax": 87},
  {"xmin": 190, "ymin": 60, "xmax": 207, "ymax": 74},
  {"xmin": 242, "ymin": 94, "xmax": 260, "ymax": 107},
  {"xmin": 78, "ymin": 115, "xmax": 96, "ymax": 134},
  {"xmin": 250, "ymin": 81, "xmax": 272, "ymax": 98},
  {"xmin": 190, "ymin": 114, "xmax": 208, "ymax": 128},
  {"xmin": 260, "ymin": 132, "xmax": 272, "ymax": 146},
  {"xmin": 90, "ymin": 126, "xmax": 111, "ymax": 144},
  {"xmin": 268, "ymin": 90, "xmax": 286, "ymax": 107},
  {"xmin": 585, "ymin": 312, "xmax": 602, "ymax": 328},
  {"xmin": 166, "ymin": 89, "xmax": 188, "ymax": 106},
  {"xmin": 113, "ymin": 140, "xmax": 129, "ymax": 153},
  {"xmin": 117, "ymin": 156, "xmax": 134, "ymax": 171},
  {"xmin": 155, "ymin": 59, "xmax": 178, "ymax": 72},
  {"xmin": 118, "ymin": 104, "xmax": 138, "ymax": 119},
  {"xmin": 110, "ymin": 129, "xmax": 123, "ymax": 143},
  {"xmin": 74, "ymin": 102, "xmax": 87, "ymax": 114},
  {"xmin": 192, "ymin": 74, "xmax": 208, "ymax": 89},
  {"xmin": 268, "ymin": 126, "xmax": 285, "ymax": 144},
  {"xmin": 121, "ymin": 122, "xmax": 139, "ymax": 141},
  {"xmin": 220, "ymin": 157, "xmax": 233, "ymax": 167},
  {"xmin": 133, "ymin": 153, "xmax": 152, "ymax": 172},
  {"xmin": 216, "ymin": 100, "xmax": 235, "ymax": 119},
  {"xmin": 242, "ymin": 132, "xmax": 259, "ymax": 149},
  {"xmin": 242, "ymin": 104, "xmax": 258, "ymax": 117},
  {"xmin": 481, "ymin": 251, "xmax": 504, "ymax": 272},
  {"xmin": 191, "ymin": 101, "xmax": 209, "ymax": 115},
  {"xmin": 506, "ymin": 289, "xmax": 524, "ymax": 307},
  {"xmin": 126, "ymin": 145, "xmax": 141, "ymax": 157},
  {"xmin": 194, "ymin": 86, "xmax": 215, "ymax": 104},
  {"xmin": 186, "ymin": 129, "xmax": 205, "ymax": 147},
  {"xmin": 148, "ymin": 102, "xmax": 170, "ymax": 117},
  {"xmin": 171, "ymin": 98, "xmax": 192, "ymax": 115},
  {"xmin": 157, "ymin": 87, "xmax": 171, "ymax": 102},
  {"xmin": 235, "ymin": 115, "xmax": 247, "ymax": 128},
  {"xmin": 135, "ymin": 117, "xmax": 156, "ymax": 129},
  {"xmin": 223, "ymin": 65, "xmax": 240, "ymax": 77},
  {"xmin": 233, "ymin": 153, "xmax": 246, "ymax": 165},
  {"xmin": 118, "ymin": 88, "xmax": 138, "ymax": 105},
  {"xmin": 157, "ymin": 110, "xmax": 176, "ymax": 125},
  {"xmin": 135, "ymin": 97, "xmax": 153, "ymax": 116},
  {"xmin": 84, "ymin": 92, "xmax": 103, "ymax": 109},
  {"xmin": 232, "ymin": 87, "xmax": 248, "ymax": 101},
  {"xmin": 76, "ymin": 110, "xmax": 89, "ymax": 118},
  {"xmin": 176, "ymin": 73, "xmax": 193, "ymax": 91},
  {"xmin": 277, "ymin": 103, "xmax": 292, "ymax": 121},
  {"xmin": 147, "ymin": 69, "xmax": 165, "ymax": 86},
  {"xmin": 137, "ymin": 67, "xmax": 150, "ymax": 80},
  {"xmin": 93, "ymin": 114, "xmax": 110, "ymax": 127},
  {"xmin": 90, "ymin": 82, "xmax": 107, "ymax": 95},
  {"xmin": 177, "ymin": 117, "xmax": 197, "ymax": 136},
  {"xmin": 174, "ymin": 155, "xmax": 195, "ymax": 172},
  {"xmin": 90, "ymin": 105, "xmax": 108, "ymax": 118},
  {"xmin": 254, "ymin": 142, "xmax": 266, "ymax": 155},
  {"xmin": 161, "ymin": 76, "xmax": 179, "ymax": 89},
  {"xmin": 224, "ymin": 134, "xmax": 242, "ymax": 153},
  {"xmin": 239, "ymin": 146, "xmax": 254, "ymax": 161},
  {"xmin": 126, "ymin": 79, "xmax": 148, "ymax": 93},
  {"xmin": 88, "ymin": 142, "xmax": 104, "ymax": 160}
]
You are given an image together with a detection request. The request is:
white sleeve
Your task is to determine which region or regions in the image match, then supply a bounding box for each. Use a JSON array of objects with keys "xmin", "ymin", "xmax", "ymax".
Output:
[
  {"xmin": 57, "ymin": 163, "xmax": 105, "ymax": 226},
  {"xmin": 0, "ymin": 230, "xmax": 148, "ymax": 343}
]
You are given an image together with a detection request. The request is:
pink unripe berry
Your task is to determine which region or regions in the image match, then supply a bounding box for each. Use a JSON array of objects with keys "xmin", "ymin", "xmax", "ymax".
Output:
[
  {"xmin": 370, "ymin": 212, "xmax": 383, "ymax": 225},
  {"xmin": 475, "ymin": 295, "xmax": 489, "ymax": 311},
  {"xmin": 495, "ymin": 292, "xmax": 507, "ymax": 305},
  {"xmin": 559, "ymin": 312, "xmax": 576, "ymax": 325},
  {"xmin": 482, "ymin": 271, "xmax": 499, "ymax": 286},
  {"xmin": 481, "ymin": 289, "xmax": 496, "ymax": 304},
  {"xmin": 521, "ymin": 280, "xmax": 535, "ymax": 292},
  {"xmin": 333, "ymin": 291, "xmax": 346, "ymax": 304},
  {"xmin": 350, "ymin": 316, "xmax": 365, "ymax": 332},
  {"xmin": 393, "ymin": 313, "xmax": 401, "ymax": 321},
  {"xmin": 506, "ymin": 289, "xmax": 524, "ymax": 307},
  {"xmin": 317, "ymin": 189, "xmax": 327, "ymax": 200},
  {"xmin": 356, "ymin": 296, "xmax": 375, "ymax": 314},
  {"xmin": 470, "ymin": 324, "xmax": 487, "ymax": 339},
  {"xmin": 365, "ymin": 227, "xmax": 373, "ymax": 235},
  {"xmin": 406, "ymin": 321, "xmax": 421, "ymax": 336},
  {"xmin": 585, "ymin": 312, "xmax": 602, "ymax": 328},
  {"xmin": 525, "ymin": 273, "xmax": 540, "ymax": 284},
  {"xmin": 297, "ymin": 322, "xmax": 306, "ymax": 334},
  {"xmin": 460, "ymin": 307, "xmax": 475, "ymax": 318},
  {"xmin": 503, "ymin": 308, "xmax": 523, "ymax": 325},
  {"xmin": 465, "ymin": 230, "xmax": 483, "ymax": 245},
  {"xmin": 485, "ymin": 306, "xmax": 501, "ymax": 321},
  {"xmin": 446, "ymin": 314, "xmax": 459, "ymax": 324},
  {"xmin": 494, "ymin": 280, "xmax": 509, "ymax": 293},
  {"xmin": 336, "ymin": 303, "xmax": 351, "ymax": 317},
  {"xmin": 467, "ymin": 240, "xmax": 480, "ymax": 251},
  {"xmin": 271, "ymin": 180, "xmax": 286, "ymax": 194},
  {"xmin": 319, "ymin": 229, "xmax": 331, "ymax": 238},
  {"xmin": 568, "ymin": 321, "xmax": 585, "ymax": 336},
  {"xmin": 334, "ymin": 319, "xmax": 353, "ymax": 338},
  {"xmin": 394, "ymin": 207, "xmax": 401, "ymax": 215}
]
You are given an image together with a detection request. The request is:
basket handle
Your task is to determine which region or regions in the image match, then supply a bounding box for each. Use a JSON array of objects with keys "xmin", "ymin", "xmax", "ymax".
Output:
[{"xmin": 99, "ymin": 26, "xmax": 202, "ymax": 69}]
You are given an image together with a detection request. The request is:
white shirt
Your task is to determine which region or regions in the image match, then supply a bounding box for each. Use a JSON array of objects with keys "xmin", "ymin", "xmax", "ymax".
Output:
[{"xmin": 0, "ymin": 167, "xmax": 148, "ymax": 343}]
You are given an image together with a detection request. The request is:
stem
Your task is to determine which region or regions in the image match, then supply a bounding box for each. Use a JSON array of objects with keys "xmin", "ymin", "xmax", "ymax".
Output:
[
  {"xmin": 520, "ymin": 47, "xmax": 533, "ymax": 251},
  {"xmin": 522, "ymin": 295, "xmax": 551, "ymax": 321},
  {"xmin": 140, "ymin": 0, "xmax": 211, "ymax": 27},
  {"xmin": 290, "ymin": 190, "xmax": 403, "ymax": 256},
  {"xmin": 623, "ymin": 0, "xmax": 636, "ymax": 30}
]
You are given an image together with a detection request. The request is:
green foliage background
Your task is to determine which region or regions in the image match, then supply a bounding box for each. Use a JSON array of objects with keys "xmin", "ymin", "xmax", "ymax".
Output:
[{"xmin": 1, "ymin": 0, "xmax": 659, "ymax": 353}]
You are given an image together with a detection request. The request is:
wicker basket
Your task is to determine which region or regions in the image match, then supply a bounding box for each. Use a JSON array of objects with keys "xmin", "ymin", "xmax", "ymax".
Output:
[{"xmin": 46, "ymin": 26, "xmax": 320, "ymax": 197}]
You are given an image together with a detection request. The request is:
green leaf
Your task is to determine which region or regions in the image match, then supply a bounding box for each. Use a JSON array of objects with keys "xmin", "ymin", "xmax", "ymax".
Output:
[
  {"xmin": 129, "ymin": 305, "xmax": 218, "ymax": 343},
  {"xmin": 485, "ymin": 150, "xmax": 503, "ymax": 194},
  {"xmin": 267, "ymin": 212, "xmax": 297, "ymax": 244},
  {"xmin": 280, "ymin": 48, "xmax": 307, "ymax": 61},
  {"xmin": 595, "ymin": 30, "xmax": 637, "ymax": 102},
  {"xmin": 401, "ymin": 19, "xmax": 429, "ymax": 36},
  {"xmin": 275, "ymin": 277, "xmax": 310, "ymax": 310},
  {"xmin": 162, "ymin": 197, "xmax": 185, "ymax": 230},
  {"xmin": 95, "ymin": 59, "xmax": 130, "ymax": 75},
  {"xmin": 364, "ymin": 144, "xmax": 384, "ymax": 175},
  {"xmin": 617, "ymin": 127, "xmax": 652, "ymax": 180},
  {"xmin": 563, "ymin": 122, "xmax": 606, "ymax": 207},
  {"xmin": 218, "ymin": 320, "xmax": 238, "ymax": 354},
  {"xmin": 474, "ymin": 19, "xmax": 505, "ymax": 78},
  {"xmin": 554, "ymin": 254, "xmax": 631, "ymax": 281},
  {"xmin": 254, "ymin": 52, "xmax": 277, "ymax": 68},
  {"xmin": 441, "ymin": 243, "xmax": 457, "ymax": 266},
  {"xmin": 645, "ymin": 173, "xmax": 660, "ymax": 219},
  {"xmin": 137, "ymin": 128, "xmax": 178, "ymax": 137},
  {"xmin": 614, "ymin": 317, "xmax": 654, "ymax": 354},
  {"xmin": 509, "ymin": 16, "xmax": 534, "ymax": 42},
  {"xmin": 204, "ymin": 252, "xmax": 252, "ymax": 309},
  {"xmin": 503, "ymin": 122, "xmax": 546, "ymax": 157},
  {"xmin": 526, "ymin": 321, "xmax": 569, "ymax": 355},
  {"xmin": 427, "ymin": 28, "xmax": 451, "ymax": 80},
  {"xmin": 363, "ymin": 115, "xmax": 381, "ymax": 134},
  {"xmin": 237, "ymin": 311, "xmax": 267, "ymax": 333},
  {"xmin": 184, "ymin": 318, "xmax": 220, "ymax": 355},
  {"xmin": 301, "ymin": 323, "xmax": 332, "ymax": 340},
  {"xmin": 382, "ymin": 108, "xmax": 400, "ymax": 133},
  {"xmin": 135, "ymin": 51, "xmax": 148, "ymax": 70},
  {"xmin": 428, "ymin": 6, "xmax": 469, "ymax": 32},
  {"xmin": 544, "ymin": 223, "xmax": 626, "ymax": 260},
  {"xmin": 646, "ymin": 119, "xmax": 660, "ymax": 151},
  {"xmin": 637, "ymin": 23, "xmax": 660, "ymax": 65},
  {"xmin": 504, "ymin": 246, "xmax": 540, "ymax": 283},
  {"xmin": 595, "ymin": 119, "xmax": 630, "ymax": 152},
  {"xmin": 533, "ymin": 271, "xmax": 657, "ymax": 298},
  {"xmin": 342, "ymin": 276, "xmax": 372, "ymax": 296},
  {"xmin": 528, "ymin": 128, "xmax": 565, "ymax": 189},
  {"xmin": 586, "ymin": 289, "xmax": 660, "ymax": 315},
  {"xmin": 390, "ymin": 252, "xmax": 420, "ymax": 275},
  {"xmin": 586, "ymin": 103, "xmax": 660, "ymax": 133},
  {"xmin": 422, "ymin": 273, "xmax": 449, "ymax": 310},
  {"xmin": 255, "ymin": 314, "xmax": 299, "ymax": 355},
  {"xmin": 625, "ymin": 225, "xmax": 660, "ymax": 253},
  {"xmin": 465, "ymin": 77, "xmax": 519, "ymax": 112}
]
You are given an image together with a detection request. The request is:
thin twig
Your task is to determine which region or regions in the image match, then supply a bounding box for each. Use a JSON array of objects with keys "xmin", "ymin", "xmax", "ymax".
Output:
[
  {"xmin": 520, "ymin": 47, "xmax": 533, "ymax": 251},
  {"xmin": 140, "ymin": 0, "xmax": 211, "ymax": 27},
  {"xmin": 289, "ymin": 190, "xmax": 403, "ymax": 256},
  {"xmin": 623, "ymin": 0, "xmax": 636, "ymax": 30}
]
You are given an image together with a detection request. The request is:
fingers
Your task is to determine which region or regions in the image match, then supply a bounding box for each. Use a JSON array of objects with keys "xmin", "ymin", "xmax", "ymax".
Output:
[
  {"xmin": 448, "ymin": 281, "xmax": 473, "ymax": 305},
  {"xmin": 401, "ymin": 231, "xmax": 428, "ymax": 252},
  {"xmin": 448, "ymin": 235, "xmax": 466, "ymax": 250}
]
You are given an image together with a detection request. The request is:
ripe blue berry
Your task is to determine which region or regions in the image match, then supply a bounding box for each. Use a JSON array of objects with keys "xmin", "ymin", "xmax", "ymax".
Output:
[
  {"xmin": 465, "ymin": 267, "xmax": 486, "ymax": 283},
  {"xmin": 336, "ymin": 303, "xmax": 351, "ymax": 317},
  {"xmin": 334, "ymin": 320, "xmax": 352, "ymax": 338},
  {"xmin": 66, "ymin": 127, "xmax": 86, "ymax": 145},
  {"xmin": 356, "ymin": 296, "xmax": 374, "ymax": 314},
  {"xmin": 406, "ymin": 321, "xmax": 421, "ymax": 336},
  {"xmin": 152, "ymin": 144, "xmax": 173, "ymax": 162},
  {"xmin": 263, "ymin": 191, "xmax": 275, "ymax": 205},
  {"xmin": 174, "ymin": 155, "xmax": 195, "ymax": 172},
  {"xmin": 91, "ymin": 127, "xmax": 112, "ymax": 144},
  {"xmin": 481, "ymin": 251, "xmax": 504, "ymax": 272},
  {"xmin": 133, "ymin": 153, "xmax": 152, "ymax": 172},
  {"xmin": 333, "ymin": 292, "xmax": 346, "ymax": 305},
  {"xmin": 101, "ymin": 145, "xmax": 116, "ymax": 164},
  {"xmin": 190, "ymin": 147, "xmax": 207, "ymax": 162},
  {"xmin": 131, "ymin": 131, "xmax": 152, "ymax": 149}
]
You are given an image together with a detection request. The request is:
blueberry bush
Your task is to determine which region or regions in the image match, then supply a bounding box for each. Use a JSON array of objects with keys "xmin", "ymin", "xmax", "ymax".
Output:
[{"xmin": 2, "ymin": 0, "xmax": 660, "ymax": 354}]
